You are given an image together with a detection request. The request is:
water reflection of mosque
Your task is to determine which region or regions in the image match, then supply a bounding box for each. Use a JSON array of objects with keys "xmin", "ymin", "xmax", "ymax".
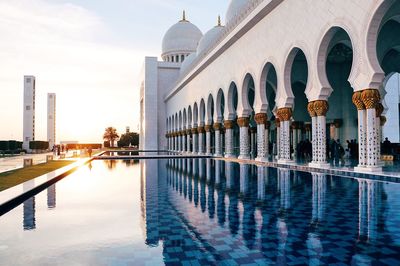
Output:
[{"xmin": 140, "ymin": 158, "xmax": 390, "ymax": 264}]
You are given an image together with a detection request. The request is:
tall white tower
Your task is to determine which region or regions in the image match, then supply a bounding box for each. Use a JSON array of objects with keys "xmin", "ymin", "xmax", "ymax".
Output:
[
  {"xmin": 47, "ymin": 93, "xmax": 56, "ymax": 149},
  {"xmin": 23, "ymin": 76, "xmax": 36, "ymax": 151}
]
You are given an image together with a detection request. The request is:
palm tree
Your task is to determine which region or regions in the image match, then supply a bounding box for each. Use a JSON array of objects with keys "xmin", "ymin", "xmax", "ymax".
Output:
[{"xmin": 103, "ymin": 127, "xmax": 119, "ymax": 148}]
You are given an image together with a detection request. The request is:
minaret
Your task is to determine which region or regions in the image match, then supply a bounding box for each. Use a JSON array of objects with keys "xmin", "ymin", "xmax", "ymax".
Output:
[
  {"xmin": 23, "ymin": 76, "xmax": 36, "ymax": 151},
  {"xmin": 47, "ymin": 93, "xmax": 56, "ymax": 149}
]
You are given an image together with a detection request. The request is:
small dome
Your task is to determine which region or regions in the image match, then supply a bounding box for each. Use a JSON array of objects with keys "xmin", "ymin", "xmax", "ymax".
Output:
[
  {"xmin": 226, "ymin": 0, "xmax": 250, "ymax": 24},
  {"xmin": 180, "ymin": 53, "xmax": 197, "ymax": 74},
  {"xmin": 197, "ymin": 22, "xmax": 225, "ymax": 56},
  {"xmin": 162, "ymin": 12, "xmax": 203, "ymax": 60}
]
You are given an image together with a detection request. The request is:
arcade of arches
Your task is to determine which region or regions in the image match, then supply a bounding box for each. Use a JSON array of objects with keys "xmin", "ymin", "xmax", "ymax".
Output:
[{"xmin": 165, "ymin": 1, "xmax": 400, "ymax": 173}]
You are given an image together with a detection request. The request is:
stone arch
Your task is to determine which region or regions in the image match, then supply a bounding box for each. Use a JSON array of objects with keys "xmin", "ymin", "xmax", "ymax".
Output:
[
  {"xmin": 193, "ymin": 102, "xmax": 199, "ymax": 127},
  {"xmin": 199, "ymin": 98, "xmax": 206, "ymax": 126},
  {"xmin": 216, "ymin": 88, "xmax": 225, "ymax": 122},
  {"xmin": 188, "ymin": 105, "xmax": 192, "ymax": 128},
  {"xmin": 206, "ymin": 94, "xmax": 214, "ymax": 125},
  {"xmin": 317, "ymin": 26, "xmax": 355, "ymax": 99},
  {"xmin": 239, "ymin": 73, "xmax": 256, "ymax": 117},
  {"xmin": 260, "ymin": 61, "xmax": 278, "ymax": 117},
  {"xmin": 227, "ymin": 81, "xmax": 238, "ymax": 120},
  {"xmin": 280, "ymin": 46, "xmax": 311, "ymax": 108}
]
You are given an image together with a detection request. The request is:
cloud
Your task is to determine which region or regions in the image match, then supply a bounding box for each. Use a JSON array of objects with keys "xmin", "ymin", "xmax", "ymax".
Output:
[{"xmin": 0, "ymin": 0, "xmax": 145, "ymax": 142}]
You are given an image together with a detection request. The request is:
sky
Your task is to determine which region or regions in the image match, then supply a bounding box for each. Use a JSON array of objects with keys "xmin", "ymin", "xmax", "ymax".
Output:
[{"xmin": 0, "ymin": 0, "xmax": 229, "ymax": 143}]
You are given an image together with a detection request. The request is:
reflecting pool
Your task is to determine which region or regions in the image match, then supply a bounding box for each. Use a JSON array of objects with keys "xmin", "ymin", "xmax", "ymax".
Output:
[{"xmin": 0, "ymin": 159, "xmax": 400, "ymax": 265}]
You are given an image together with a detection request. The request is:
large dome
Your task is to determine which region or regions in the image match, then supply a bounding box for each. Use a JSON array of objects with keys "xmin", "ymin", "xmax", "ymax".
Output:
[
  {"xmin": 226, "ymin": 0, "xmax": 250, "ymax": 24},
  {"xmin": 197, "ymin": 24, "xmax": 225, "ymax": 57},
  {"xmin": 162, "ymin": 13, "xmax": 203, "ymax": 61}
]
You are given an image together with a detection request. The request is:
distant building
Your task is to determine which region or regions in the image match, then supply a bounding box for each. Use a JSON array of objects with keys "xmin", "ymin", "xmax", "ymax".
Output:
[
  {"xmin": 47, "ymin": 93, "xmax": 56, "ymax": 149},
  {"xmin": 23, "ymin": 75, "xmax": 36, "ymax": 151},
  {"xmin": 126, "ymin": 126, "xmax": 130, "ymax": 133}
]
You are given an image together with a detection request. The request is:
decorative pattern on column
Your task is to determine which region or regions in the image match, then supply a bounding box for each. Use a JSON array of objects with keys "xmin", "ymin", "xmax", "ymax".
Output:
[
  {"xmin": 224, "ymin": 120, "xmax": 235, "ymax": 158},
  {"xmin": 214, "ymin": 123, "xmax": 222, "ymax": 156},
  {"xmin": 255, "ymin": 113, "xmax": 268, "ymax": 162},
  {"xmin": 191, "ymin": 128, "xmax": 198, "ymax": 154},
  {"xmin": 353, "ymin": 91, "xmax": 366, "ymax": 168},
  {"xmin": 361, "ymin": 89, "xmax": 381, "ymax": 170},
  {"xmin": 307, "ymin": 102, "xmax": 317, "ymax": 164},
  {"xmin": 376, "ymin": 103, "xmax": 384, "ymax": 165},
  {"xmin": 276, "ymin": 118, "xmax": 280, "ymax": 160},
  {"xmin": 237, "ymin": 117, "xmax": 250, "ymax": 160},
  {"xmin": 186, "ymin": 129, "xmax": 191, "ymax": 153},
  {"xmin": 250, "ymin": 127, "xmax": 257, "ymax": 158},
  {"xmin": 277, "ymin": 108, "xmax": 292, "ymax": 162},
  {"xmin": 198, "ymin": 126, "xmax": 205, "ymax": 154},
  {"xmin": 205, "ymin": 125, "xmax": 212, "ymax": 155},
  {"xmin": 313, "ymin": 100, "xmax": 329, "ymax": 166}
]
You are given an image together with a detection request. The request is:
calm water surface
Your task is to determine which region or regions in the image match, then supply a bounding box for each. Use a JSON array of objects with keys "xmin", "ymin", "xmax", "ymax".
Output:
[{"xmin": 0, "ymin": 159, "xmax": 400, "ymax": 265}]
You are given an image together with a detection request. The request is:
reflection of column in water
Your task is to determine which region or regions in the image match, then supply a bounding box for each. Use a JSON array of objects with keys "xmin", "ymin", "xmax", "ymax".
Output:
[
  {"xmin": 179, "ymin": 169, "xmax": 183, "ymax": 195},
  {"xmin": 47, "ymin": 184, "xmax": 56, "ymax": 209},
  {"xmin": 257, "ymin": 166, "xmax": 267, "ymax": 200},
  {"xmin": 23, "ymin": 180, "xmax": 36, "ymax": 230},
  {"xmin": 199, "ymin": 158, "xmax": 205, "ymax": 179},
  {"xmin": 206, "ymin": 158, "xmax": 211, "ymax": 182},
  {"xmin": 215, "ymin": 160, "xmax": 221, "ymax": 185},
  {"xmin": 278, "ymin": 169, "xmax": 291, "ymax": 210},
  {"xmin": 367, "ymin": 181, "xmax": 380, "ymax": 242},
  {"xmin": 217, "ymin": 182, "xmax": 226, "ymax": 226},
  {"xmin": 240, "ymin": 164, "xmax": 249, "ymax": 195},
  {"xmin": 188, "ymin": 174, "xmax": 193, "ymax": 202},
  {"xmin": 182, "ymin": 159, "xmax": 186, "ymax": 173},
  {"xmin": 187, "ymin": 158, "xmax": 192, "ymax": 174},
  {"xmin": 276, "ymin": 218, "xmax": 288, "ymax": 265},
  {"xmin": 359, "ymin": 179, "xmax": 381, "ymax": 242},
  {"xmin": 208, "ymin": 183, "xmax": 215, "ymax": 219},
  {"xmin": 228, "ymin": 192, "xmax": 239, "ymax": 235},
  {"xmin": 200, "ymin": 179, "xmax": 206, "ymax": 212},
  {"xmin": 183, "ymin": 170, "xmax": 188, "ymax": 199},
  {"xmin": 307, "ymin": 232, "xmax": 323, "ymax": 265},
  {"xmin": 311, "ymin": 173, "xmax": 326, "ymax": 223},
  {"xmin": 193, "ymin": 159, "xmax": 198, "ymax": 177},
  {"xmin": 358, "ymin": 180, "xmax": 368, "ymax": 240},
  {"xmin": 225, "ymin": 162, "xmax": 234, "ymax": 189},
  {"xmin": 242, "ymin": 200, "xmax": 256, "ymax": 248},
  {"xmin": 194, "ymin": 175, "xmax": 199, "ymax": 207}
]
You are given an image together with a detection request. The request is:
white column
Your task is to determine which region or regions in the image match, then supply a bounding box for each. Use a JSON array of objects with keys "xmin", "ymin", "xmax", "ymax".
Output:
[
  {"xmin": 292, "ymin": 126, "xmax": 297, "ymax": 160},
  {"xmin": 205, "ymin": 128, "xmax": 211, "ymax": 155},
  {"xmin": 225, "ymin": 122, "xmax": 235, "ymax": 158},
  {"xmin": 358, "ymin": 109, "xmax": 367, "ymax": 168},
  {"xmin": 186, "ymin": 131, "xmax": 191, "ymax": 153},
  {"xmin": 256, "ymin": 123, "xmax": 266, "ymax": 161},
  {"xmin": 238, "ymin": 117, "xmax": 250, "ymax": 160},
  {"xmin": 366, "ymin": 108, "xmax": 379, "ymax": 168},
  {"xmin": 192, "ymin": 130, "xmax": 198, "ymax": 154},
  {"xmin": 214, "ymin": 124, "xmax": 222, "ymax": 156},
  {"xmin": 182, "ymin": 133, "xmax": 187, "ymax": 152},
  {"xmin": 311, "ymin": 116, "xmax": 317, "ymax": 163},
  {"xmin": 198, "ymin": 127, "xmax": 205, "ymax": 154},
  {"xmin": 316, "ymin": 116, "xmax": 328, "ymax": 165},
  {"xmin": 276, "ymin": 122, "xmax": 280, "ymax": 160}
]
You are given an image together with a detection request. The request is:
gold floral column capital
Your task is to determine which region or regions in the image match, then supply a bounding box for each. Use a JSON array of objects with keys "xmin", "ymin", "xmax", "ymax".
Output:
[
  {"xmin": 314, "ymin": 100, "xmax": 329, "ymax": 116},
  {"xmin": 204, "ymin": 125, "xmax": 212, "ymax": 132},
  {"xmin": 213, "ymin": 122, "xmax": 222, "ymax": 130},
  {"xmin": 307, "ymin": 102, "xmax": 316, "ymax": 117},
  {"xmin": 254, "ymin": 113, "xmax": 268, "ymax": 125},
  {"xmin": 352, "ymin": 91, "xmax": 365, "ymax": 110},
  {"xmin": 277, "ymin": 108, "xmax": 292, "ymax": 121},
  {"xmin": 361, "ymin": 89, "xmax": 380, "ymax": 109},
  {"xmin": 197, "ymin": 126, "xmax": 205, "ymax": 134},
  {"xmin": 224, "ymin": 120, "xmax": 235, "ymax": 129},
  {"xmin": 237, "ymin": 117, "xmax": 250, "ymax": 128}
]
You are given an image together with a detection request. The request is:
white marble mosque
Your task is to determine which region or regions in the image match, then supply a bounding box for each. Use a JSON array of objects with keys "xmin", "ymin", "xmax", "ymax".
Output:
[{"xmin": 139, "ymin": 0, "xmax": 400, "ymax": 173}]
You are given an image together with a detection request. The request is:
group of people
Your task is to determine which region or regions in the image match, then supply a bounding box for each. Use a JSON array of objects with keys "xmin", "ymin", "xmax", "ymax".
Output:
[
  {"xmin": 295, "ymin": 140, "xmax": 312, "ymax": 160},
  {"xmin": 52, "ymin": 144, "xmax": 69, "ymax": 156}
]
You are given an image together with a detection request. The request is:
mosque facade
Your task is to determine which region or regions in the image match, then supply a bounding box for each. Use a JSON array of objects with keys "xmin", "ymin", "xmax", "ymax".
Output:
[{"xmin": 139, "ymin": 0, "xmax": 400, "ymax": 172}]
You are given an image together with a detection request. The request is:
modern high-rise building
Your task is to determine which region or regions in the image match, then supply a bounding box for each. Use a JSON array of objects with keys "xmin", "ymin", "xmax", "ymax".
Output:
[
  {"xmin": 47, "ymin": 93, "xmax": 56, "ymax": 149},
  {"xmin": 23, "ymin": 75, "xmax": 36, "ymax": 151}
]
